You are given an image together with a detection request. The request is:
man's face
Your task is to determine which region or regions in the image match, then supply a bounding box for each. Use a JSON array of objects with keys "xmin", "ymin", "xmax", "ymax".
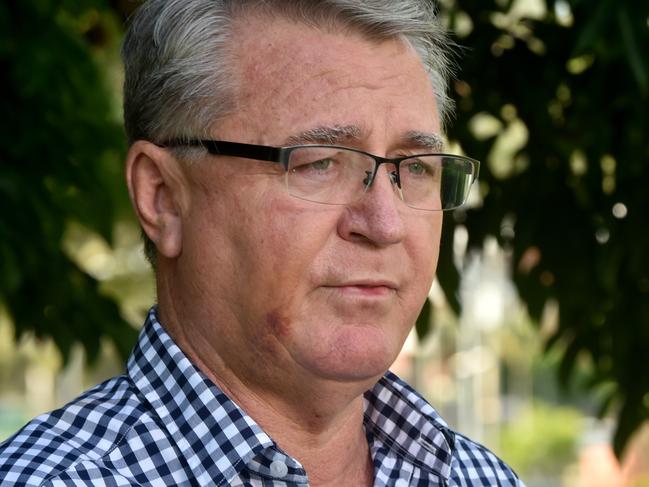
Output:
[{"xmin": 175, "ymin": 17, "xmax": 443, "ymax": 389}]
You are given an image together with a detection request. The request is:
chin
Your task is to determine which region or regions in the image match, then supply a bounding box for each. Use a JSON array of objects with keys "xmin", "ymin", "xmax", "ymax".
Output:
[
  {"xmin": 317, "ymin": 362, "xmax": 391, "ymax": 384},
  {"xmin": 296, "ymin": 325, "xmax": 404, "ymax": 383}
]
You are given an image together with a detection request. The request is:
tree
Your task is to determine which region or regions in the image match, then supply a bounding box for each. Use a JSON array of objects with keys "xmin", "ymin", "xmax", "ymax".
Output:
[
  {"xmin": 0, "ymin": 0, "xmax": 137, "ymax": 362},
  {"xmin": 433, "ymin": 0, "xmax": 649, "ymax": 457}
]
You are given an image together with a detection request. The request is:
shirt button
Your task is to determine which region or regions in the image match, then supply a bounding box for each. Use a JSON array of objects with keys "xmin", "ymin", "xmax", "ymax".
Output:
[{"xmin": 270, "ymin": 460, "xmax": 289, "ymax": 478}]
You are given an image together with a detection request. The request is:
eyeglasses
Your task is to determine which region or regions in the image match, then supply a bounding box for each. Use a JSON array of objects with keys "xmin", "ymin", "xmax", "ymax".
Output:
[{"xmin": 160, "ymin": 139, "xmax": 480, "ymax": 211}]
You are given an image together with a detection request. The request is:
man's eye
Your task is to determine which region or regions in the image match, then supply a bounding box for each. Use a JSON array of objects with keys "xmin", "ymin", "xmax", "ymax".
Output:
[
  {"xmin": 292, "ymin": 157, "xmax": 334, "ymax": 171},
  {"xmin": 406, "ymin": 161, "xmax": 427, "ymax": 175},
  {"xmin": 310, "ymin": 158, "xmax": 333, "ymax": 171},
  {"xmin": 290, "ymin": 157, "xmax": 340, "ymax": 181}
]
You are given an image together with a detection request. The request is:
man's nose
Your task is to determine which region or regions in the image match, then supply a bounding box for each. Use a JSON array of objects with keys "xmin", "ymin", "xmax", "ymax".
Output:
[{"xmin": 337, "ymin": 164, "xmax": 406, "ymax": 246}]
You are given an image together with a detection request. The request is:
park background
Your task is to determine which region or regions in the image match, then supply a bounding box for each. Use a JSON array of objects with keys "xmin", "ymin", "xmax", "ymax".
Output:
[{"xmin": 0, "ymin": 0, "xmax": 648, "ymax": 485}]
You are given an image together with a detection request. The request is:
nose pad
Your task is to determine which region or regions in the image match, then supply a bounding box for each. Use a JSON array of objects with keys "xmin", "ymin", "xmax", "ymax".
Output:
[
  {"xmin": 362, "ymin": 164, "xmax": 404, "ymax": 203},
  {"xmin": 362, "ymin": 165, "xmax": 401, "ymax": 190},
  {"xmin": 389, "ymin": 169, "xmax": 400, "ymax": 188},
  {"xmin": 363, "ymin": 170, "xmax": 373, "ymax": 188}
]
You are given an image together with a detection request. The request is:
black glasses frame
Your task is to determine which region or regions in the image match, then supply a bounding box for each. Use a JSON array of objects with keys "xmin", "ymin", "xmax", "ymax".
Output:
[{"xmin": 160, "ymin": 138, "xmax": 480, "ymax": 190}]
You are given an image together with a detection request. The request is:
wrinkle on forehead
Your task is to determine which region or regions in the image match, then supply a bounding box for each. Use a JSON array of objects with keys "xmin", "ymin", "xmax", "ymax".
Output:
[
  {"xmin": 261, "ymin": 64, "xmax": 404, "ymax": 116},
  {"xmin": 232, "ymin": 17, "xmax": 414, "ymax": 91},
  {"xmin": 221, "ymin": 16, "xmax": 440, "ymax": 149}
]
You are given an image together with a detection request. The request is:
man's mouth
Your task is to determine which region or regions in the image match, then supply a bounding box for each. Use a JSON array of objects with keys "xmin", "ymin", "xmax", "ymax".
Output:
[{"xmin": 324, "ymin": 280, "xmax": 398, "ymax": 298}]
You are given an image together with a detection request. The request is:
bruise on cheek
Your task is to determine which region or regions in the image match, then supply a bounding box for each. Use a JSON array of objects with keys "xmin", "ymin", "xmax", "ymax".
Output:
[{"xmin": 265, "ymin": 309, "xmax": 291, "ymax": 339}]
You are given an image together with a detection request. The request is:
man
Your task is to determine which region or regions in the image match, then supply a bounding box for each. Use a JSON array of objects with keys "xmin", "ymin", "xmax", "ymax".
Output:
[{"xmin": 0, "ymin": 1, "xmax": 524, "ymax": 485}]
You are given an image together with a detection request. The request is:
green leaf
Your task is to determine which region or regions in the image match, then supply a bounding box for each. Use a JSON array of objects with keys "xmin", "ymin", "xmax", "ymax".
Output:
[{"xmin": 617, "ymin": 6, "xmax": 648, "ymax": 95}]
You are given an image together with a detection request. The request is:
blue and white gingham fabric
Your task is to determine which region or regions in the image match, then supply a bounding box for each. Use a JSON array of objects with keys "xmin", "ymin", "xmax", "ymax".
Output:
[{"xmin": 0, "ymin": 307, "xmax": 524, "ymax": 486}]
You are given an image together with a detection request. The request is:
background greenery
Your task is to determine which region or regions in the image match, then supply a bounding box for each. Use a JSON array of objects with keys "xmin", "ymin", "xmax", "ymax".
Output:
[{"xmin": 1, "ymin": 0, "xmax": 647, "ymax": 458}]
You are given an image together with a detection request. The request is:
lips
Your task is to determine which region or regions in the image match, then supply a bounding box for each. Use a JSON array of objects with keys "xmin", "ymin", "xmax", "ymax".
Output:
[{"xmin": 323, "ymin": 279, "xmax": 398, "ymax": 297}]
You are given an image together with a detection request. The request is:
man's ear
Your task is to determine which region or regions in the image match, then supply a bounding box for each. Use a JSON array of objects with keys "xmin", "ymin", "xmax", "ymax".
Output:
[{"xmin": 125, "ymin": 141, "xmax": 189, "ymax": 259}]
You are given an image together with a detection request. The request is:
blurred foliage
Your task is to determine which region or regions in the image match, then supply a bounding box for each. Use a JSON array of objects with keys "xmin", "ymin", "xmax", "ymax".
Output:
[
  {"xmin": 498, "ymin": 400, "xmax": 582, "ymax": 476},
  {"xmin": 0, "ymin": 0, "xmax": 137, "ymax": 362},
  {"xmin": 1, "ymin": 0, "xmax": 648, "ymax": 459},
  {"xmin": 432, "ymin": 0, "xmax": 649, "ymax": 457}
]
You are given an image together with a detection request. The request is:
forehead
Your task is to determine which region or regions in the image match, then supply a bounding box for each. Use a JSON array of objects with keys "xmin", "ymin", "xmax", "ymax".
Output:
[{"xmin": 219, "ymin": 14, "xmax": 439, "ymax": 146}]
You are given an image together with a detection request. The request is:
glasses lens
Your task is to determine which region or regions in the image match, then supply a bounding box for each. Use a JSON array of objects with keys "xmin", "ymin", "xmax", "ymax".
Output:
[
  {"xmin": 286, "ymin": 147, "xmax": 477, "ymax": 211},
  {"xmin": 399, "ymin": 155, "xmax": 476, "ymax": 210},
  {"xmin": 286, "ymin": 147, "xmax": 374, "ymax": 205}
]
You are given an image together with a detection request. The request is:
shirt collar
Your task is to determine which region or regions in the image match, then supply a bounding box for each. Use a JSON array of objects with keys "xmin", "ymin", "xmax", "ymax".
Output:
[
  {"xmin": 128, "ymin": 307, "xmax": 454, "ymax": 484},
  {"xmin": 127, "ymin": 307, "xmax": 275, "ymax": 485},
  {"xmin": 364, "ymin": 371, "xmax": 455, "ymax": 481}
]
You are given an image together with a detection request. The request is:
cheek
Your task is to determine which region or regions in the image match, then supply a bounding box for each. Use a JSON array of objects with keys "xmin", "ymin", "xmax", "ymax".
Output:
[
  {"xmin": 407, "ymin": 212, "xmax": 442, "ymax": 265},
  {"xmin": 258, "ymin": 199, "xmax": 340, "ymax": 270},
  {"xmin": 227, "ymin": 194, "xmax": 341, "ymax": 311},
  {"xmin": 402, "ymin": 213, "xmax": 443, "ymax": 302}
]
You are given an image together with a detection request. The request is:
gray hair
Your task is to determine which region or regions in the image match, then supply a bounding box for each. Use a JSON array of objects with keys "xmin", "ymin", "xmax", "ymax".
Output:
[{"xmin": 122, "ymin": 0, "xmax": 456, "ymax": 265}]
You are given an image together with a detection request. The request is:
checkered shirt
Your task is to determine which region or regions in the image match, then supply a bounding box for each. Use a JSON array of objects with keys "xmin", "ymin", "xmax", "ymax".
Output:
[{"xmin": 0, "ymin": 307, "xmax": 524, "ymax": 486}]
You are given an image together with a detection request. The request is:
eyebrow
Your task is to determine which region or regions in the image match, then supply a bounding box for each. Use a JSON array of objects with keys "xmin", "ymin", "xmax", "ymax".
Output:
[
  {"xmin": 283, "ymin": 125, "xmax": 445, "ymax": 152},
  {"xmin": 283, "ymin": 125, "xmax": 362, "ymax": 146},
  {"xmin": 403, "ymin": 131, "xmax": 445, "ymax": 152}
]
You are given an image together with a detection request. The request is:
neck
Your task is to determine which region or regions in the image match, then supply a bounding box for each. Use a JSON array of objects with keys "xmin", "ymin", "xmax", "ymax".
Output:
[
  {"xmin": 226, "ymin": 385, "xmax": 374, "ymax": 486},
  {"xmin": 156, "ymin": 277, "xmax": 377, "ymax": 486}
]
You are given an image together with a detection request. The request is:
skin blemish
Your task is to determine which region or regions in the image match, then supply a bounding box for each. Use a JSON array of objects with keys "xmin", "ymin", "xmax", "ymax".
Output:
[{"xmin": 266, "ymin": 309, "xmax": 291, "ymax": 339}]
